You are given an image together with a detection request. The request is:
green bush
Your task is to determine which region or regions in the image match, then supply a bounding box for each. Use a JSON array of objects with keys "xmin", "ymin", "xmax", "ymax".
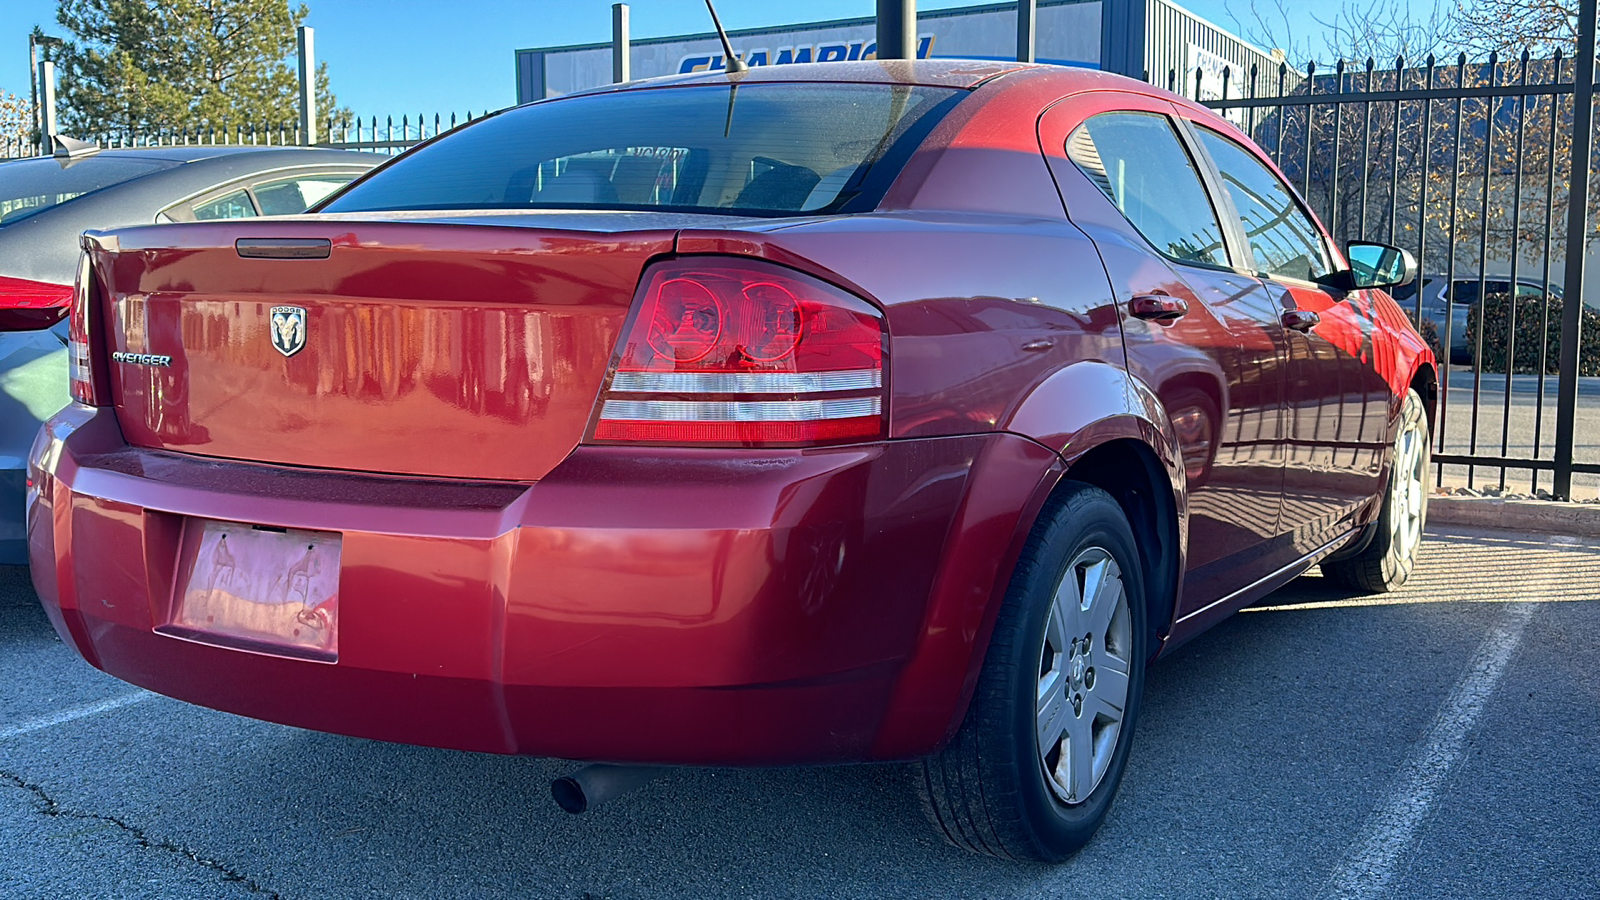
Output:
[{"xmin": 1466, "ymin": 293, "xmax": 1600, "ymax": 376}]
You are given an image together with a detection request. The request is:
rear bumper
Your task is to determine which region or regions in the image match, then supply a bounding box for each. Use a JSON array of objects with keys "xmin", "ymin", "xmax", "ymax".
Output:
[{"xmin": 28, "ymin": 406, "xmax": 1060, "ymax": 764}]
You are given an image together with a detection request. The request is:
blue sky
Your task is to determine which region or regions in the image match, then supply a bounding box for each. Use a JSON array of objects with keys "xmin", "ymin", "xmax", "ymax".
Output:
[{"xmin": 0, "ymin": 0, "xmax": 1335, "ymax": 123}]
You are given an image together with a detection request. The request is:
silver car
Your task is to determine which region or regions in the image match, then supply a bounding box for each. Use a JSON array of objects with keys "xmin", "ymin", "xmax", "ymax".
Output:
[
  {"xmin": 1392, "ymin": 275, "xmax": 1564, "ymax": 365},
  {"xmin": 0, "ymin": 145, "xmax": 379, "ymax": 564}
]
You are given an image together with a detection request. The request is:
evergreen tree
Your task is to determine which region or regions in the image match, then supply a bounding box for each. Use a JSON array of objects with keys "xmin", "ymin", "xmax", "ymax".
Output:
[{"xmin": 52, "ymin": 0, "xmax": 350, "ymax": 138}]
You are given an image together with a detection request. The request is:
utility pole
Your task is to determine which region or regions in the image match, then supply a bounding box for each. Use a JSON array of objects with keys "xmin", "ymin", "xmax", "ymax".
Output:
[
  {"xmin": 876, "ymin": 0, "xmax": 915, "ymax": 60},
  {"xmin": 28, "ymin": 37, "xmax": 38, "ymax": 153},
  {"xmin": 29, "ymin": 32, "xmax": 63, "ymax": 155},
  {"xmin": 612, "ymin": 4, "xmax": 630, "ymax": 83},
  {"xmin": 37, "ymin": 59, "xmax": 57, "ymax": 147},
  {"xmin": 1017, "ymin": 0, "xmax": 1036, "ymax": 63},
  {"xmin": 298, "ymin": 26, "xmax": 317, "ymax": 145}
]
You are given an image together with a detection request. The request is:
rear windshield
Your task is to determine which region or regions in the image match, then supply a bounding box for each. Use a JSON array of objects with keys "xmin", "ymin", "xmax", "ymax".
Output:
[
  {"xmin": 0, "ymin": 156, "xmax": 177, "ymax": 226},
  {"xmin": 320, "ymin": 83, "xmax": 964, "ymax": 218}
]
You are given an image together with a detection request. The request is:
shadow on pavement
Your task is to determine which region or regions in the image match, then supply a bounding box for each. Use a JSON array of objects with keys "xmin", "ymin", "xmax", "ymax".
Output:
[
  {"xmin": 0, "ymin": 565, "xmax": 49, "ymax": 634},
  {"xmin": 4, "ymin": 527, "xmax": 1598, "ymax": 898}
]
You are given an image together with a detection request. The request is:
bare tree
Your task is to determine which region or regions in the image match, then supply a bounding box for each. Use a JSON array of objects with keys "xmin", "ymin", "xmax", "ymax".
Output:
[
  {"xmin": 1225, "ymin": 0, "xmax": 1456, "ymax": 67},
  {"xmin": 1221, "ymin": 0, "xmax": 1596, "ymax": 268},
  {"xmin": 1455, "ymin": 0, "xmax": 1581, "ymax": 55}
]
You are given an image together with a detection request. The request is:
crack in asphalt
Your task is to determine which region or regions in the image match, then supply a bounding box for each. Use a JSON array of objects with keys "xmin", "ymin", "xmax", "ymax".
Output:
[{"xmin": 0, "ymin": 770, "xmax": 282, "ymax": 899}]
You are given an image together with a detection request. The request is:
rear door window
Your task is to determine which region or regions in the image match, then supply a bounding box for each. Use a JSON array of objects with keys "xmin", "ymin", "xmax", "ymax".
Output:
[
  {"xmin": 253, "ymin": 175, "xmax": 352, "ymax": 215},
  {"xmin": 1065, "ymin": 112, "xmax": 1231, "ymax": 268},
  {"xmin": 192, "ymin": 189, "xmax": 258, "ymax": 220},
  {"xmin": 320, "ymin": 83, "xmax": 963, "ymax": 217},
  {"xmin": 168, "ymin": 171, "xmax": 362, "ymax": 222},
  {"xmin": 1450, "ymin": 281, "xmax": 1509, "ymax": 305}
]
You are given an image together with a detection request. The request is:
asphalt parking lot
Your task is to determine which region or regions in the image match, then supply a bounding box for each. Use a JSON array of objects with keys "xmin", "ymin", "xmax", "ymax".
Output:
[{"xmin": 2, "ymin": 526, "xmax": 1597, "ymax": 900}]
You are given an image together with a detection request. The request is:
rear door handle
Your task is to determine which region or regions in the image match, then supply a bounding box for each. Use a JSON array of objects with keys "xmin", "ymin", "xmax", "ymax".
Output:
[
  {"xmin": 1129, "ymin": 293, "xmax": 1189, "ymax": 323},
  {"xmin": 1282, "ymin": 309, "xmax": 1321, "ymax": 332}
]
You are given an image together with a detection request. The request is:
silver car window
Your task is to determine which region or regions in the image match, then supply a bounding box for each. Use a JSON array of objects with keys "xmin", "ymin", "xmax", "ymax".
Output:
[{"xmin": 192, "ymin": 189, "xmax": 258, "ymax": 220}]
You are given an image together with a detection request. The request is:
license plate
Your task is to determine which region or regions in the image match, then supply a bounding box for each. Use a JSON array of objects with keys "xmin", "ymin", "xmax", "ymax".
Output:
[{"xmin": 164, "ymin": 520, "xmax": 341, "ymax": 661}]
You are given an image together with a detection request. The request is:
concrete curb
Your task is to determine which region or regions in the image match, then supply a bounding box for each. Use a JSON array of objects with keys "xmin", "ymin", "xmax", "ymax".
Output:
[{"xmin": 1429, "ymin": 496, "xmax": 1600, "ymax": 538}]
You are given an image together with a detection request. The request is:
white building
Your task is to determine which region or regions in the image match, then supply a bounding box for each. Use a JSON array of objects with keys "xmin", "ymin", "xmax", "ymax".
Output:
[{"xmin": 514, "ymin": 0, "xmax": 1287, "ymax": 103}]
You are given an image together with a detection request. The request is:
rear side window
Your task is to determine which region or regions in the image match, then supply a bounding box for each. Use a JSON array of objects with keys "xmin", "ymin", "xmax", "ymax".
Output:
[
  {"xmin": 321, "ymin": 83, "xmax": 963, "ymax": 217},
  {"xmin": 0, "ymin": 156, "xmax": 177, "ymax": 225},
  {"xmin": 167, "ymin": 172, "xmax": 361, "ymax": 222},
  {"xmin": 1065, "ymin": 112, "xmax": 1230, "ymax": 268},
  {"xmin": 255, "ymin": 175, "xmax": 350, "ymax": 215},
  {"xmin": 1449, "ymin": 281, "xmax": 1505, "ymax": 305},
  {"xmin": 193, "ymin": 189, "xmax": 257, "ymax": 220},
  {"xmin": 1193, "ymin": 127, "xmax": 1332, "ymax": 283}
]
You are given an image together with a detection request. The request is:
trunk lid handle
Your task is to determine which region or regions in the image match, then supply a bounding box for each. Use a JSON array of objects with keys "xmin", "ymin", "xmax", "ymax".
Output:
[{"xmin": 235, "ymin": 238, "xmax": 332, "ymax": 260}]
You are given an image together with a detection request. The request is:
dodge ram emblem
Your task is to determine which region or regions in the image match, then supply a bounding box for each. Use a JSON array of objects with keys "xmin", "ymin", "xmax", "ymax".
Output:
[{"xmin": 270, "ymin": 306, "xmax": 307, "ymax": 358}]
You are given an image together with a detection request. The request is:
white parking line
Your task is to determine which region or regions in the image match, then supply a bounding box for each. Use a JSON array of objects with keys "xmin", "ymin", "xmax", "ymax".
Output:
[
  {"xmin": 1321, "ymin": 601, "xmax": 1538, "ymax": 900},
  {"xmin": 0, "ymin": 691, "xmax": 153, "ymax": 742}
]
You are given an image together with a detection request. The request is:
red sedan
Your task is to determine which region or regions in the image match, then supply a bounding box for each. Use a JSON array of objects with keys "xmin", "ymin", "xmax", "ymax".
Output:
[{"xmin": 16, "ymin": 61, "xmax": 1434, "ymax": 862}]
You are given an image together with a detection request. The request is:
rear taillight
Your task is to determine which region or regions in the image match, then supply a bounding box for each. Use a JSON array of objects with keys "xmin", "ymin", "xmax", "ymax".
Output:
[
  {"xmin": 0, "ymin": 274, "xmax": 72, "ymax": 327},
  {"xmin": 68, "ymin": 251, "xmax": 106, "ymax": 406},
  {"xmin": 591, "ymin": 257, "xmax": 887, "ymax": 447}
]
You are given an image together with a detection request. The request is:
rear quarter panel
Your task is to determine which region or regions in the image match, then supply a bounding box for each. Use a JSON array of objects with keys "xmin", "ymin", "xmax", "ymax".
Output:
[{"xmin": 674, "ymin": 79, "xmax": 1184, "ymax": 751}]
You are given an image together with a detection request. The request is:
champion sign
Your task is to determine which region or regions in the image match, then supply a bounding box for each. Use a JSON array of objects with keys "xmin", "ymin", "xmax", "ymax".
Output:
[{"xmin": 677, "ymin": 35, "xmax": 936, "ymax": 73}]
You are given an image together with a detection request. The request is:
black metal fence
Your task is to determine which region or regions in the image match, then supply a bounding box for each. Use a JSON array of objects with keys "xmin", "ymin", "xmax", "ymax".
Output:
[
  {"xmin": 9, "ymin": 15, "xmax": 1600, "ymax": 499},
  {"xmin": 1179, "ymin": 5, "xmax": 1600, "ymax": 500},
  {"xmin": 1, "ymin": 110, "xmax": 489, "ymax": 160}
]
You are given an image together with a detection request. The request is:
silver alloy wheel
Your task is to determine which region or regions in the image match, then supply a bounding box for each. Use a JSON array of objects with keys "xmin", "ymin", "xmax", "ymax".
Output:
[
  {"xmin": 1392, "ymin": 404, "xmax": 1428, "ymax": 561},
  {"xmin": 1035, "ymin": 546, "xmax": 1133, "ymax": 805}
]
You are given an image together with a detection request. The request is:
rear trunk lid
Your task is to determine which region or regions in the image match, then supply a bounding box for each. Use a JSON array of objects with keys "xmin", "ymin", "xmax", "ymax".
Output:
[{"xmin": 93, "ymin": 218, "xmax": 688, "ymax": 482}]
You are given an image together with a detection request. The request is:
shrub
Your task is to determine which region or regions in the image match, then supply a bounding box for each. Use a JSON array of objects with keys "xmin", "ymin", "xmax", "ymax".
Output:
[{"xmin": 1467, "ymin": 292, "xmax": 1600, "ymax": 376}]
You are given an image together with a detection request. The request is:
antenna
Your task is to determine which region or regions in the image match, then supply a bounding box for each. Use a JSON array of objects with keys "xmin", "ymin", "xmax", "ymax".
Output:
[{"xmin": 704, "ymin": 0, "xmax": 746, "ymax": 74}]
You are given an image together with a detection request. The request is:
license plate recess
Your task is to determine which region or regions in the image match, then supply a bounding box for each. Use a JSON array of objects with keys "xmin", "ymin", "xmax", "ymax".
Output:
[{"xmin": 160, "ymin": 520, "xmax": 342, "ymax": 662}]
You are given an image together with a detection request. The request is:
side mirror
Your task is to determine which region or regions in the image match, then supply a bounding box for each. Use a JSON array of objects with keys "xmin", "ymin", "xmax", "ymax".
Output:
[{"xmin": 1345, "ymin": 241, "xmax": 1417, "ymax": 290}]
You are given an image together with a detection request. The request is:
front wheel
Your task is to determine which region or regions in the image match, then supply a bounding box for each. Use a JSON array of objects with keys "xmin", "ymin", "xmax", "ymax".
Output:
[
  {"xmin": 1322, "ymin": 387, "xmax": 1430, "ymax": 592},
  {"xmin": 918, "ymin": 483, "xmax": 1147, "ymax": 862}
]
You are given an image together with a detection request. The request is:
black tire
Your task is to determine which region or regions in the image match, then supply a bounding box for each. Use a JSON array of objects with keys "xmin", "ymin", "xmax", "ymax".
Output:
[
  {"xmin": 918, "ymin": 482, "xmax": 1148, "ymax": 862},
  {"xmin": 1321, "ymin": 388, "xmax": 1431, "ymax": 592}
]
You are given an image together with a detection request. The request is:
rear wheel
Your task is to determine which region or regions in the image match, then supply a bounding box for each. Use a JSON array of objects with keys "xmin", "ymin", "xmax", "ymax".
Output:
[
  {"xmin": 918, "ymin": 483, "xmax": 1147, "ymax": 862},
  {"xmin": 1322, "ymin": 388, "xmax": 1430, "ymax": 592}
]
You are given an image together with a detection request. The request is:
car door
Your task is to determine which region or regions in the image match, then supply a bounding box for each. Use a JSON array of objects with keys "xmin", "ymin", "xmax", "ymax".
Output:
[
  {"xmin": 1039, "ymin": 94, "xmax": 1295, "ymax": 613},
  {"xmin": 1185, "ymin": 123, "xmax": 1390, "ymax": 554}
]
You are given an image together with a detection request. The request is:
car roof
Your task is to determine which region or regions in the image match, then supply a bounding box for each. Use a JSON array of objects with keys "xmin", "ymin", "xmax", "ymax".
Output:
[{"xmin": 568, "ymin": 59, "xmax": 1155, "ymax": 96}]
